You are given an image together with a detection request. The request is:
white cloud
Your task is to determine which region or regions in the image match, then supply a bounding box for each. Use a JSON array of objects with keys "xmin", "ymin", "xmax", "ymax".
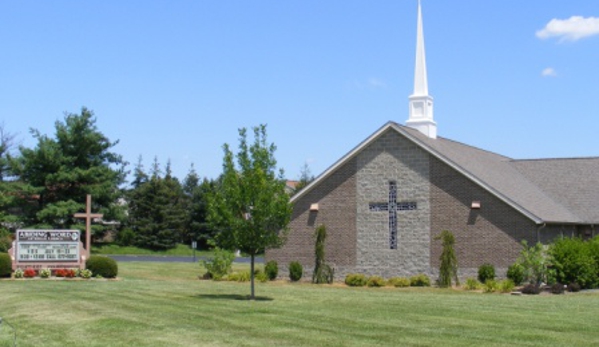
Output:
[
  {"xmin": 536, "ymin": 16, "xmax": 599, "ymax": 42},
  {"xmin": 541, "ymin": 67, "xmax": 557, "ymax": 77},
  {"xmin": 368, "ymin": 78, "xmax": 387, "ymax": 89}
]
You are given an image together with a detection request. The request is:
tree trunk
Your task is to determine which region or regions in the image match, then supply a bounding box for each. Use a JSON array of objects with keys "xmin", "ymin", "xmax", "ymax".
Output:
[{"xmin": 250, "ymin": 253, "xmax": 255, "ymax": 300}]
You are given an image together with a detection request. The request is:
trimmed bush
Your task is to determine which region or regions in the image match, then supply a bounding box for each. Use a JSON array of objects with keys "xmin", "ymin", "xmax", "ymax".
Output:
[
  {"xmin": 289, "ymin": 261, "xmax": 303, "ymax": 282},
  {"xmin": 568, "ymin": 282, "xmax": 581, "ymax": 292},
  {"xmin": 521, "ymin": 283, "xmax": 541, "ymax": 295},
  {"xmin": 366, "ymin": 276, "xmax": 385, "ymax": 287},
  {"xmin": 0, "ymin": 253, "xmax": 12, "ymax": 278},
  {"xmin": 550, "ymin": 283, "xmax": 565, "ymax": 295},
  {"xmin": 410, "ymin": 274, "xmax": 431, "ymax": 287},
  {"xmin": 86, "ymin": 255, "xmax": 118, "ymax": 278},
  {"xmin": 478, "ymin": 263, "xmax": 495, "ymax": 283},
  {"xmin": 464, "ymin": 278, "xmax": 480, "ymax": 290},
  {"xmin": 387, "ymin": 277, "xmax": 411, "ymax": 288},
  {"xmin": 265, "ymin": 260, "xmax": 278, "ymax": 280},
  {"xmin": 506, "ymin": 263, "xmax": 525, "ymax": 286},
  {"xmin": 549, "ymin": 237, "xmax": 598, "ymax": 289},
  {"xmin": 345, "ymin": 273, "xmax": 367, "ymax": 287}
]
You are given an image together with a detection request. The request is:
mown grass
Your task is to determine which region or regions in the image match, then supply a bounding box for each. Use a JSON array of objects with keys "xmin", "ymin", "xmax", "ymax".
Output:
[
  {"xmin": 91, "ymin": 243, "xmax": 214, "ymax": 257},
  {"xmin": 1, "ymin": 262, "xmax": 598, "ymax": 347}
]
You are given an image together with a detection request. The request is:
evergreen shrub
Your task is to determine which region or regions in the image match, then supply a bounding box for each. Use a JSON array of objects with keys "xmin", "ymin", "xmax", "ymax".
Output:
[
  {"xmin": 506, "ymin": 263, "xmax": 525, "ymax": 286},
  {"xmin": 478, "ymin": 263, "xmax": 495, "ymax": 283},
  {"xmin": 0, "ymin": 253, "xmax": 11, "ymax": 278},
  {"xmin": 86, "ymin": 255, "xmax": 118, "ymax": 278},
  {"xmin": 387, "ymin": 277, "xmax": 411, "ymax": 288},
  {"xmin": 521, "ymin": 283, "xmax": 541, "ymax": 295},
  {"xmin": 366, "ymin": 276, "xmax": 385, "ymax": 287},
  {"xmin": 345, "ymin": 273, "xmax": 367, "ymax": 287},
  {"xmin": 410, "ymin": 274, "xmax": 431, "ymax": 287},
  {"xmin": 312, "ymin": 225, "xmax": 334, "ymax": 284},
  {"xmin": 289, "ymin": 261, "xmax": 303, "ymax": 282},
  {"xmin": 265, "ymin": 260, "xmax": 278, "ymax": 280},
  {"xmin": 436, "ymin": 230, "xmax": 459, "ymax": 287},
  {"xmin": 550, "ymin": 283, "xmax": 565, "ymax": 295},
  {"xmin": 567, "ymin": 282, "xmax": 581, "ymax": 292}
]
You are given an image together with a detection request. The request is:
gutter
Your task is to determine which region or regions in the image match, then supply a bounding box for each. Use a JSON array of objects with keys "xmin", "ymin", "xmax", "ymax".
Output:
[{"xmin": 536, "ymin": 223, "xmax": 546, "ymax": 243}]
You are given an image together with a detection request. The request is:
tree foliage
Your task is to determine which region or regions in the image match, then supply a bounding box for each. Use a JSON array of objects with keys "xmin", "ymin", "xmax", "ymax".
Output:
[
  {"xmin": 127, "ymin": 158, "xmax": 186, "ymax": 250},
  {"xmin": 207, "ymin": 124, "xmax": 292, "ymax": 299},
  {"xmin": 435, "ymin": 230, "xmax": 459, "ymax": 287},
  {"xmin": 8, "ymin": 108, "xmax": 126, "ymax": 235},
  {"xmin": 182, "ymin": 165, "xmax": 216, "ymax": 248}
]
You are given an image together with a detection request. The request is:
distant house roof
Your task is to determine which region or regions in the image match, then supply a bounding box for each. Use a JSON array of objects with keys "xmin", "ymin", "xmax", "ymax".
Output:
[{"xmin": 292, "ymin": 121, "xmax": 599, "ymax": 225}]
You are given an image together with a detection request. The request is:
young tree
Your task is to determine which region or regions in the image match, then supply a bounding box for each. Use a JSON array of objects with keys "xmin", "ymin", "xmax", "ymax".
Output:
[
  {"xmin": 293, "ymin": 162, "xmax": 315, "ymax": 195},
  {"xmin": 436, "ymin": 230, "xmax": 459, "ymax": 288},
  {"xmin": 9, "ymin": 108, "xmax": 127, "ymax": 236},
  {"xmin": 208, "ymin": 125, "xmax": 292, "ymax": 299}
]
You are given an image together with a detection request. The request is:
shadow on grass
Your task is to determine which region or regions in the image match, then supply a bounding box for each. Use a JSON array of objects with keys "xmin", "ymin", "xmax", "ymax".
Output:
[{"xmin": 194, "ymin": 294, "xmax": 274, "ymax": 301}]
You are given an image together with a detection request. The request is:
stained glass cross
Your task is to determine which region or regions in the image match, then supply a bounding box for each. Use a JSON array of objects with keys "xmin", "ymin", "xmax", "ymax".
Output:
[{"xmin": 369, "ymin": 181, "xmax": 417, "ymax": 249}]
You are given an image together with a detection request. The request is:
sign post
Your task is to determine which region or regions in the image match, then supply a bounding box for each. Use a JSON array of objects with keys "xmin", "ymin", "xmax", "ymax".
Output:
[{"xmin": 192, "ymin": 241, "xmax": 197, "ymax": 263}]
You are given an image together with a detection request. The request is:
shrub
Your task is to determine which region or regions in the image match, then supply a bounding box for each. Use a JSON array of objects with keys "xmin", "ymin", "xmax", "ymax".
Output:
[
  {"xmin": 289, "ymin": 261, "xmax": 303, "ymax": 282},
  {"xmin": 478, "ymin": 263, "xmax": 495, "ymax": 283},
  {"xmin": 410, "ymin": 274, "xmax": 431, "ymax": 287},
  {"xmin": 116, "ymin": 228, "xmax": 136, "ymax": 246},
  {"xmin": 436, "ymin": 230, "xmax": 459, "ymax": 287},
  {"xmin": 40, "ymin": 268, "xmax": 51, "ymax": 278},
  {"xmin": 14, "ymin": 269, "xmax": 24, "ymax": 279},
  {"xmin": 80, "ymin": 269, "xmax": 93, "ymax": 279},
  {"xmin": 24, "ymin": 268, "xmax": 36, "ymax": 278},
  {"xmin": 550, "ymin": 283, "xmax": 566, "ymax": 295},
  {"xmin": 264, "ymin": 260, "xmax": 278, "ymax": 280},
  {"xmin": 255, "ymin": 271, "xmax": 268, "ymax": 283},
  {"xmin": 86, "ymin": 255, "xmax": 118, "ymax": 278},
  {"xmin": 228, "ymin": 271, "xmax": 251, "ymax": 282},
  {"xmin": 312, "ymin": 225, "xmax": 334, "ymax": 284},
  {"xmin": 0, "ymin": 235, "xmax": 12, "ymax": 253},
  {"xmin": 345, "ymin": 273, "xmax": 367, "ymax": 287},
  {"xmin": 506, "ymin": 263, "xmax": 525, "ymax": 286},
  {"xmin": 518, "ymin": 241, "xmax": 548, "ymax": 285},
  {"xmin": 200, "ymin": 248, "xmax": 234, "ymax": 280},
  {"xmin": 482, "ymin": 279, "xmax": 498, "ymax": 293},
  {"xmin": 0, "ymin": 253, "xmax": 12, "ymax": 278},
  {"xmin": 567, "ymin": 282, "xmax": 581, "ymax": 292},
  {"xmin": 521, "ymin": 283, "xmax": 541, "ymax": 295},
  {"xmin": 387, "ymin": 277, "xmax": 411, "ymax": 288},
  {"xmin": 499, "ymin": 279, "xmax": 515, "ymax": 293},
  {"xmin": 549, "ymin": 237, "xmax": 598, "ymax": 289},
  {"xmin": 366, "ymin": 276, "xmax": 385, "ymax": 287},
  {"xmin": 464, "ymin": 278, "xmax": 480, "ymax": 290}
]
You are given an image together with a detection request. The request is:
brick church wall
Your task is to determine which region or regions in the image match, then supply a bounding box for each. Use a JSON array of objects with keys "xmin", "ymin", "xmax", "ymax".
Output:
[
  {"xmin": 266, "ymin": 158, "xmax": 358, "ymax": 278},
  {"xmin": 355, "ymin": 130, "xmax": 431, "ymax": 278},
  {"xmin": 429, "ymin": 157, "xmax": 537, "ymax": 278}
]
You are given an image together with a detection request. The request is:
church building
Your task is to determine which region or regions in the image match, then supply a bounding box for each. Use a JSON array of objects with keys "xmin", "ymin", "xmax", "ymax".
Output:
[{"xmin": 266, "ymin": 2, "xmax": 599, "ymax": 280}]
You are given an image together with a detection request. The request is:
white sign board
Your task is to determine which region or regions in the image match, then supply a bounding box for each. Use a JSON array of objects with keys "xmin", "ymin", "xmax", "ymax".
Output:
[{"xmin": 16, "ymin": 230, "xmax": 81, "ymax": 263}]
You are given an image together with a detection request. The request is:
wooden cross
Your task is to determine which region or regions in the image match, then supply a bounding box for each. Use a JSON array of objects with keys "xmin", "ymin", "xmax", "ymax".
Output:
[
  {"xmin": 74, "ymin": 194, "xmax": 103, "ymax": 254},
  {"xmin": 369, "ymin": 181, "xmax": 417, "ymax": 250}
]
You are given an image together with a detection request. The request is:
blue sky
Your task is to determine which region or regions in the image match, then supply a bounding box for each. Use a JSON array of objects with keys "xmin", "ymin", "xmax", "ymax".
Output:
[{"xmin": 1, "ymin": 1, "xmax": 598, "ymax": 182}]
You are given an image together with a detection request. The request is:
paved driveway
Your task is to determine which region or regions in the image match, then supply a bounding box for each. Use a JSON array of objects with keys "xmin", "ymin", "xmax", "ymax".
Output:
[{"xmin": 108, "ymin": 255, "xmax": 263, "ymax": 264}]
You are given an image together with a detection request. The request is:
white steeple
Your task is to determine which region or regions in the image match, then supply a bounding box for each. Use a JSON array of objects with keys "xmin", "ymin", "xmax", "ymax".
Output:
[{"xmin": 406, "ymin": 0, "xmax": 437, "ymax": 139}]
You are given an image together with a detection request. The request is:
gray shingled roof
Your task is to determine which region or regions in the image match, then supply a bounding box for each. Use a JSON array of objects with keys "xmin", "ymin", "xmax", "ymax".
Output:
[{"xmin": 293, "ymin": 121, "xmax": 598, "ymax": 225}]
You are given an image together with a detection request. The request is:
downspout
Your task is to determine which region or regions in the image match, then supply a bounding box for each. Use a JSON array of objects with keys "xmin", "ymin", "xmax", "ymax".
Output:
[{"xmin": 536, "ymin": 223, "xmax": 546, "ymax": 243}]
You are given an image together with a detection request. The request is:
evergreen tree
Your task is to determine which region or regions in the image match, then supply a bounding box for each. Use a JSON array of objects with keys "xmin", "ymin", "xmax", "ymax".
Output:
[
  {"xmin": 293, "ymin": 162, "xmax": 314, "ymax": 195},
  {"xmin": 436, "ymin": 230, "xmax": 459, "ymax": 287},
  {"xmin": 127, "ymin": 159, "xmax": 186, "ymax": 250},
  {"xmin": 182, "ymin": 165, "xmax": 215, "ymax": 247},
  {"xmin": 208, "ymin": 125, "xmax": 292, "ymax": 299},
  {"xmin": 9, "ymin": 108, "xmax": 126, "ymax": 236}
]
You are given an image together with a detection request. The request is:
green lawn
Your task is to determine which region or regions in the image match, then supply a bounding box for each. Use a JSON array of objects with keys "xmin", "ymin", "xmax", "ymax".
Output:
[
  {"xmin": 91, "ymin": 243, "xmax": 214, "ymax": 257},
  {"xmin": 1, "ymin": 262, "xmax": 598, "ymax": 347}
]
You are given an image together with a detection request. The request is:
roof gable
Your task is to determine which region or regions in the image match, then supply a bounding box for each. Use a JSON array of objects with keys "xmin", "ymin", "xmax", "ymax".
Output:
[{"xmin": 294, "ymin": 122, "xmax": 592, "ymax": 224}]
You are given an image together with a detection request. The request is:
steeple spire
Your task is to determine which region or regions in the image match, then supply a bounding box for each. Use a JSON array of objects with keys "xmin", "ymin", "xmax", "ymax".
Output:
[{"xmin": 406, "ymin": 0, "xmax": 437, "ymax": 139}]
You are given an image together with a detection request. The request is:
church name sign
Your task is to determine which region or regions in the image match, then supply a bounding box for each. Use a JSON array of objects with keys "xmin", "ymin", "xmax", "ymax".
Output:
[{"xmin": 16, "ymin": 230, "xmax": 81, "ymax": 263}]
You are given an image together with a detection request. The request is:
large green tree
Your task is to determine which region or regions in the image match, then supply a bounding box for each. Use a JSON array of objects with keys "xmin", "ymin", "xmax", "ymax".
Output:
[
  {"xmin": 182, "ymin": 165, "xmax": 216, "ymax": 248},
  {"xmin": 127, "ymin": 158, "xmax": 187, "ymax": 250},
  {"xmin": 9, "ymin": 107, "xmax": 127, "ymax": 236},
  {"xmin": 208, "ymin": 125, "xmax": 292, "ymax": 299}
]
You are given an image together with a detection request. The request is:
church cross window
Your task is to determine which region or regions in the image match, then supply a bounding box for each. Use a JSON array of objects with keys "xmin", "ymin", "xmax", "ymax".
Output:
[{"xmin": 368, "ymin": 181, "xmax": 417, "ymax": 249}]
